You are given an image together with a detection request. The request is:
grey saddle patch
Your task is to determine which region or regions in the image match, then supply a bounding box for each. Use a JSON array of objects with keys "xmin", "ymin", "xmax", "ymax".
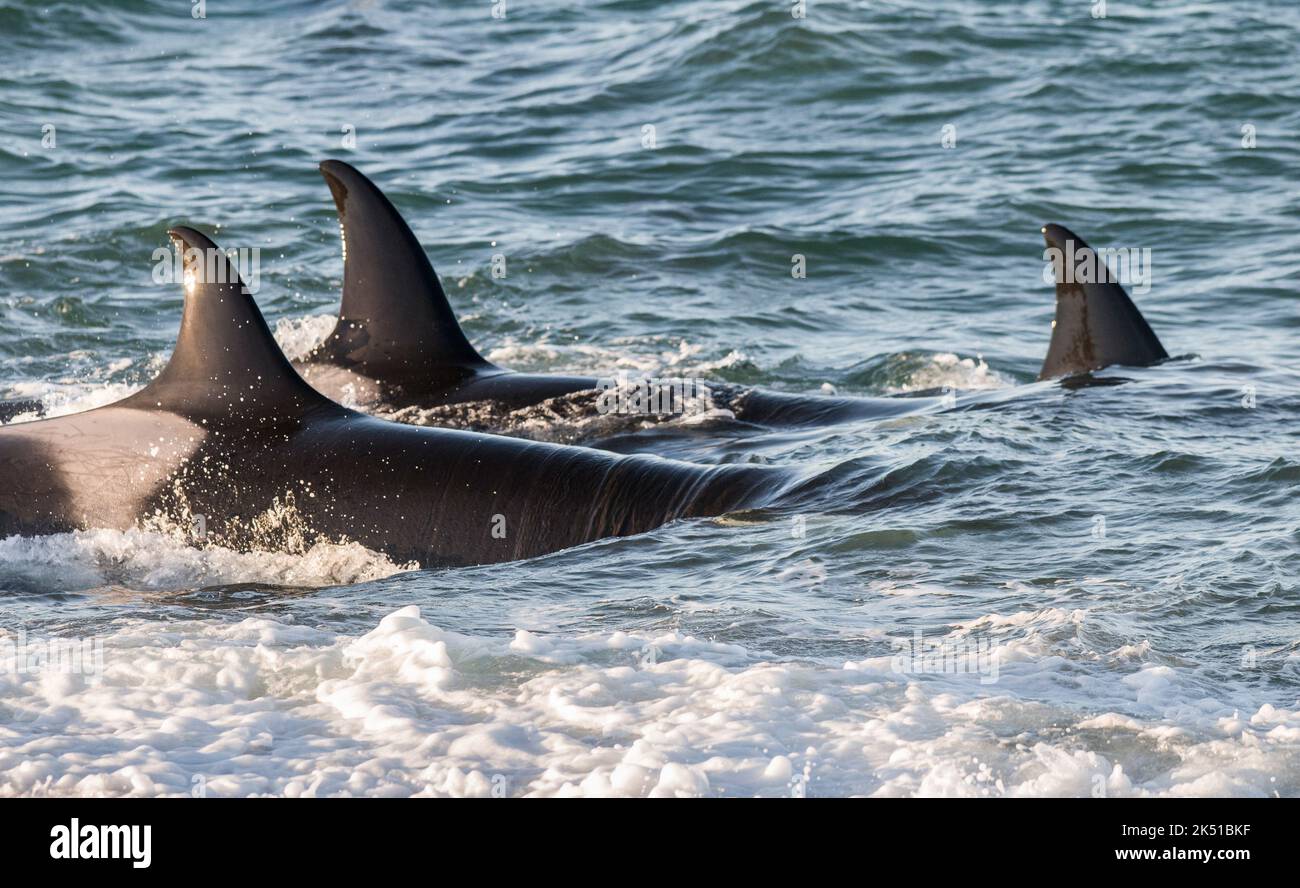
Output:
[{"xmin": 377, "ymin": 385, "xmax": 747, "ymax": 443}]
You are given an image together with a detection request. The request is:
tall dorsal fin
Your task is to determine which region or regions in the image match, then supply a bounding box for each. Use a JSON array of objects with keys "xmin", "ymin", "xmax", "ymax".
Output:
[
  {"xmin": 313, "ymin": 159, "xmax": 491, "ymax": 382},
  {"xmin": 1038, "ymin": 223, "xmax": 1168, "ymax": 380},
  {"xmin": 126, "ymin": 227, "xmax": 332, "ymax": 422}
]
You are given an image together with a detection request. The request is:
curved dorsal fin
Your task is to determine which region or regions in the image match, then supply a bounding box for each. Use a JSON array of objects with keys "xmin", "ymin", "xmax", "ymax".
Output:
[
  {"xmin": 127, "ymin": 227, "xmax": 331, "ymax": 422},
  {"xmin": 312, "ymin": 159, "xmax": 491, "ymax": 382},
  {"xmin": 1038, "ymin": 223, "xmax": 1168, "ymax": 380}
]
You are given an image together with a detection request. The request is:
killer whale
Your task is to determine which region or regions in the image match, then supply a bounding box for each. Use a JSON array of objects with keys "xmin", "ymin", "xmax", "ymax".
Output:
[
  {"xmin": 297, "ymin": 162, "xmax": 1172, "ymax": 429},
  {"xmin": 1037, "ymin": 223, "xmax": 1168, "ymax": 379},
  {"xmin": 2, "ymin": 174, "xmax": 1173, "ymax": 432},
  {"xmin": 0, "ymin": 228, "xmax": 784, "ymax": 568},
  {"xmin": 295, "ymin": 160, "xmax": 947, "ymax": 429}
]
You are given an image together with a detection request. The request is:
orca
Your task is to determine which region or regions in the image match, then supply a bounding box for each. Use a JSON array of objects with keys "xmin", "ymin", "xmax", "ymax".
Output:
[
  {"xmin": 0, "ymin": 228, "xmax": 786, "ymax": 568},
  {"xmin": 1038, "ymin": 223, "xmax": 1168, "ymax": 379},
  {"xmin": 0, "ymin": 168, "xmax": 1173, "ymax": 432},
  {"xmin": 295, "ymin": 160, "xmax": 946, "ymax": 429}
]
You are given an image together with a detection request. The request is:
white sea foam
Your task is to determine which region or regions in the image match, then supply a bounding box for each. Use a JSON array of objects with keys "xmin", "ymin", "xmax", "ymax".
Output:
[
  {"xmin": 0, "ymin": 528, "xmax": 414, "ymax": 593},
  {"xmin": 264, "ymin": 316, "xmax": 1001, "ymax": 406},
  {"xmin": 1, "ymin": 604, "xmax": 1294, "ymax": 797},
  {"xmin": 486, "ymin": 336, "xmax": 749, "ymax": 379},
  {"xmin": 273, "ymin": 314, "xmax": 337, "ymax": 361},
  {"xmin": 2, "ymin": 351, "xmax": 167, "ymax": 424},
  {"xmin": 887, "ymin": 352, "xmax": 1008, "ymax": 394},
  {"xmin": 3, "ymin": 381, "xmax": 140, "ymax": 422}
]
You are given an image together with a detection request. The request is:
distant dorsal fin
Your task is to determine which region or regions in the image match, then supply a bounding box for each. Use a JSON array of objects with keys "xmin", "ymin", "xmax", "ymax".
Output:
[
  {"xmin": 127, "ymin": 227, "xmax": 331, "ymax": 422},
  {"xmin": 1038, "ymin": 223, "xmax": 1168, "ymax": 380},
  {"xmin": 312, "ymin": 159, "xmax": 491, "ymax": 382}
]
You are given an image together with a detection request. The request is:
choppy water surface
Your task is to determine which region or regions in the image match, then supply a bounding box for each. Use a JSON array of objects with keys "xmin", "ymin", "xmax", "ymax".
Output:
[{"xmin": 1, "ymin": 0, "xmax": 1299, "ymax": 797}]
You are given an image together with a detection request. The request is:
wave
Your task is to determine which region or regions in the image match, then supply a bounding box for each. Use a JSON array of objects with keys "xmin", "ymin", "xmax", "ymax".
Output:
[
  {"xmin": 0, "ymin": 527, "xmax": 413, "ymax": 594},
  {"xmin": 2, "ymin": 604, "xmax": 1295, "ymax": 797}
]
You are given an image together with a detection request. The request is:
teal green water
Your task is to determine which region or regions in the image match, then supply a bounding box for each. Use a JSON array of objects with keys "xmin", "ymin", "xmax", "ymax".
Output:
[{"xmin": 0, "ymin": 0, "xmax": 1298, "ymax": 797}]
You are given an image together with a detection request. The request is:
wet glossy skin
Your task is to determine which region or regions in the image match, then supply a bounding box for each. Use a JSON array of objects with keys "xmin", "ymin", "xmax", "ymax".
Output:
[
  {"xmin": 299, "ymin": 164, "xmax": 1173, "ymax": 431},
  {"xmin": 1038, "ymin": 224, "xmax": 1168, "ymax": 380},
  {"xmin": 0, "ymin": 399, "xmax": 781, "ymax": 566},
  {"xmin": 0, "ymin": 228, "xmax": 785, "ymax": 568},
  {"xmin": 297, "ymin": 160, "xmax": 944, "ymax": 428}
]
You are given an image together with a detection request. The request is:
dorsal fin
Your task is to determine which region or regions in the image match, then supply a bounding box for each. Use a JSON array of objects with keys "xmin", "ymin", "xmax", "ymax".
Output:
[
  {"xmin": 1038, "ymin": 223, "xmax": 1168, "ymax": 380},
  {"xmin": 312, "ymin": 159, "xmax": 491, "ymax": 382},
  {"xmin": 126, "ymin": 227, "xmax": 332, "ymax": 422}
]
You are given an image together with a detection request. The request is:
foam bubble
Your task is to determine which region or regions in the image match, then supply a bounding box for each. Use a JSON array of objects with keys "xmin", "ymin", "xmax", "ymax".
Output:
[
  {"xmin": 2, "ymin": 606, "xmax": 1295, "ymax": 797},
  {"xmin": 485, "ymin": 337, "xmax": 748, "ymax": 379},
  {"xmin": 0, "ymin": 528, "xmax": 414, "ymax": 593},
  {"xmin": 273, "ymin": 314, "xmax": 337, "ymax": 362},
  {"xmin": 1, "ymin": 348, "xmax": 169, "ymax": 424},
  {"xmin": 886, "ymin": 353, "xmax": 1008, "ymax": 394}
]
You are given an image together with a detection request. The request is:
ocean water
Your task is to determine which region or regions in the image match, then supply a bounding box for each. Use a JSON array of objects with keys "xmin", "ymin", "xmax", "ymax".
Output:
[{"xmin": 2, "ymin": 0, "xmax": 1299, "ymax": 797}]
